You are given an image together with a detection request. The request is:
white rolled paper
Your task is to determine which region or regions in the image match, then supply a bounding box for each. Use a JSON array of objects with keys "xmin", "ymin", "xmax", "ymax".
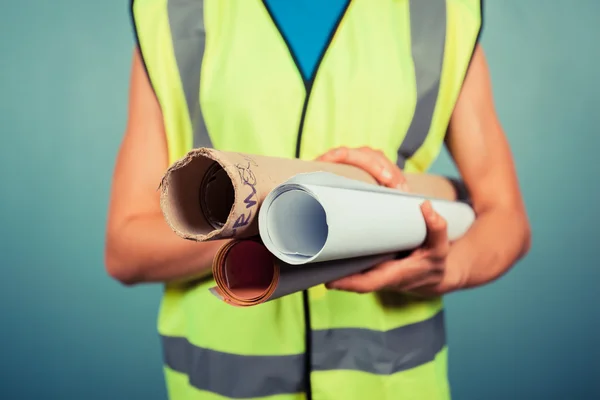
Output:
[{"xmin": 258, "ymin": 172, "xmax": 475, "ymax": 265}]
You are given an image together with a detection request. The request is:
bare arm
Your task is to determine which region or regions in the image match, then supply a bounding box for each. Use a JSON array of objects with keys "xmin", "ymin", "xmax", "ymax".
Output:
[
  {"xmin": 326, "ymin": 45, "xmax": 531, "ymax": 295},
  {"xmin": 104, "ymin": 49, "xmax": 225, "ymax": 286},
  {"xmin": 444, "ymin": 45, "xmax": 532, "ymax": 289}
]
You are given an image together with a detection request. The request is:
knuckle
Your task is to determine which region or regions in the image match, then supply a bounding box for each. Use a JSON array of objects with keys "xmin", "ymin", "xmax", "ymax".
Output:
[
  {"xmin": 335, "ymin": 147, "xmax": 349, "ymax": 160},
  {"xmin": 375, "ymin": 152, "xmax": 388, "ymax": 164},
  {"xmin": 435, "ymin": 220, "xmax": 448, "ymax": 234},
  {"xmin": 376, "ymin": 162, "xmax": 388, "ymax": 173},
  {"xmin": 430, "ymin": 214, "xmax": 446, "ymax": 229},
  {"xmin": 430, "ymin": 261, "xmax": 445, "ymax": 274},
  {"xmin": 436, "ymin": 215, "xmax": 448, "ymax": 228},
  {"xmin": 429, "ymin": 247, "xmax": 449, "ymax": 263},
  {"xmin": 421, "ymin": 259, "xmax": 441, "ymax": 275},
  {"xmin": 374, "ymin": 156, "xmax": 388, "ymax": 171}
]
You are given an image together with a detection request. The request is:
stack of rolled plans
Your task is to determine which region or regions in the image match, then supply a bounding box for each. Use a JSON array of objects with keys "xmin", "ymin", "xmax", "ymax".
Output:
[{"xmin": 160, "ymin": 148, "xmax": 475, "ymax": 307}]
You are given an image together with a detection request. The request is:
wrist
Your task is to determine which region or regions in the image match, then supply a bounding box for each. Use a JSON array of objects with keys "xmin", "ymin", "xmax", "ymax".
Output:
[{"xmin": 445, "ymin": 176, "xmax": 471, "ymax": 205}]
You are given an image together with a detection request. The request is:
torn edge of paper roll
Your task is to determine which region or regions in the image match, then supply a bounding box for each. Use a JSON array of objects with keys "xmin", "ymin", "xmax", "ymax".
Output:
[{"xmin": 159, "ymin": 148, "xmax": 256, "ymax": 242}]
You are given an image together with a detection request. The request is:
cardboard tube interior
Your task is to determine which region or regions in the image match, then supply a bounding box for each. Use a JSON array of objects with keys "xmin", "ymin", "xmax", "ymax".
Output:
[
  {"xmin": 223, "ymin": 241, "xmax": 276, "ymax": 300},
  {"xmin": 200, "ymin": 163, "xmax": 235, "ymax": 229},
  {"xmin": 165, "ymin": 157, "xmax": 235, "ymax": 236}
]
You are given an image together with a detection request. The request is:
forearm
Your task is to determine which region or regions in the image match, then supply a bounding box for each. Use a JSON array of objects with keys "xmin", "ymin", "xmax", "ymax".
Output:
[
  {"xmin": 105, "ymin": 213, "xmax": 226, "ymax": 285},
  {"xmin": 445, "ymin": 207, "xmax": 531, "ymax": 290},
  {"xmin": 405, "ymin": 174, "xmax": 459, "ymax": 201}
]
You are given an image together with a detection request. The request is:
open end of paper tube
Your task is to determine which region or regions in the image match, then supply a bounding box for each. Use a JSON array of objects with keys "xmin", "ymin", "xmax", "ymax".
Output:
[
  {"xmin": 267, "ymin": 189, "xmax": 328, "ymax": 258},
  {"xmin": 166, "ymin": 158, "xmax": 234, "ymax": 235},
  {"xmin": 224, "ymin": 241, "xmax": 275, "ymax": 300},
  {"xmin": 200, "ymin": 163, "xmax": 235, "ymax": 229}
]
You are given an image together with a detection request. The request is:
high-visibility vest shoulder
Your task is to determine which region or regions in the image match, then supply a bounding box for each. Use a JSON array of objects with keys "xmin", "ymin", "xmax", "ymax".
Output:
[{"xmin": 132, "ymin": 1, "xmax": 482, "ymax": 399}]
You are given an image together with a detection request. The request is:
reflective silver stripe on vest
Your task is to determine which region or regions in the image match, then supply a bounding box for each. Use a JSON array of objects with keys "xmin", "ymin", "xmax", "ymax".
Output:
[
  {"xmin": 162, "ymin": 336, "xmax": 306, "ymax": 398},
  {"xmin": 167, "ymin": 0, "xmax": 446, "ymax": 157},
  {"xmin": 312, "ymin": 310, "xmax": 445, "ymax": 374},
  {"xmin": 168, "ymin": 0, "xmax": 213, "ymax": 148},
  {"xmin": 397, "ymin": 0, "xmax": 447, "ymax": 168},
  {"xmin": 162, "ymin": 311, "xmax": 445, "ymax": 397}
]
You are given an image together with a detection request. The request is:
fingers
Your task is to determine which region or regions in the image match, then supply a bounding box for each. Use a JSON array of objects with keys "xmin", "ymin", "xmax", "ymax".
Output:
[
  {"xmin": 325, "ymin": 203, "xmax": 450, "ymax": 295},
  {"xmin": 326, "ymin": 262, "xmax": 397, "ymax": 293},
  {"xmin": 420, "ymin": 201, "xmax": 450, "ymax": 260},
  {"xmin": 316, "ymin": 146, "xmax": 350, "ymax": 160},
  {"xmin": 326, "ymin": 257, "xmax": 433, "ymax": 294},
  {"xmin": 318, "ymin": 147, "xmax": 408, "ymax": 190}
]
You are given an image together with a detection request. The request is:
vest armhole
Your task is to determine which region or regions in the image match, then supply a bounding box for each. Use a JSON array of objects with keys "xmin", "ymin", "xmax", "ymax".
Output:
[
  {"xmin": 129, "ymin": 0, "xmax": 155, "ymax": 96},
  {"xmin": 444, "ymin": 0, "xmax": 482, "ymax": 207},
  {"xmin": 445, "ymin": 176, "xmax": 472, "ymax": 206},
  {"xmin": 468, "ymin": 0, "xmax": 484, "ymax": 66}
]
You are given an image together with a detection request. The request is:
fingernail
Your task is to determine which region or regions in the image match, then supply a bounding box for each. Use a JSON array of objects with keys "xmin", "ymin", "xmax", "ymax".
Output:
[
  {"xmin": 429, "ymin": 209, "xmax": 438, "ymax": 222},
  {"xmin": 381, "ymin": 169, "xmax": 392, "ymax": 180},
  {"xmin": 428, "ymin": 204, "xmax": 439, "ymax": 221},
  {"xmin": 422, "ymin": 200, "xmax": 432, "ymax": 213}
]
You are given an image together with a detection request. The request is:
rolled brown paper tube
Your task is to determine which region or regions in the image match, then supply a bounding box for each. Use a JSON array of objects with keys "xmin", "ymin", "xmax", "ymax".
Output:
[
  {"xmin": 159, "ymin": 148, "xmax": 374, "ymax": 242},
  {"xmin": 159, "ymin": 148, "xmax": 457, "ymax": 243},
  {"xmin": 210, "ymin": 240, "xmax": 396, "ymax": 307},
  {"xmin": 211, "ymin": 240, "xmax": 280, "ymax": 306}
]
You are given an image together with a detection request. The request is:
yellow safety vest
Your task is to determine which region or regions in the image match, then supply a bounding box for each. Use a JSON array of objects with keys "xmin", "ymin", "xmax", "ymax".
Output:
[{"xmin": 132, "ymin": 0, "xmax": 481, "ymax": 399}]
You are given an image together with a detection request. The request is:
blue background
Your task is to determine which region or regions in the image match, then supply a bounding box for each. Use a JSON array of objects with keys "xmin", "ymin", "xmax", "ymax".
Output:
[{"xmin": 1, "ymin": 1, "xmax": 599, "ymax": 399}]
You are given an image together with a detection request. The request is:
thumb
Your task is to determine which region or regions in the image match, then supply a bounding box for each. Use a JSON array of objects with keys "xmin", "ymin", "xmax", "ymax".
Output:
[{"xmin": 421, "ymin": 201, "xmax": 449, "ymax": 258}]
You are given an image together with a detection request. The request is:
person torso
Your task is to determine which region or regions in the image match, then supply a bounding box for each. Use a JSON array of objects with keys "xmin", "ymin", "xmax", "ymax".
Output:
[{"xmin": 132, "ymin": 1, "xmax": 481, "ymax": 399}]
